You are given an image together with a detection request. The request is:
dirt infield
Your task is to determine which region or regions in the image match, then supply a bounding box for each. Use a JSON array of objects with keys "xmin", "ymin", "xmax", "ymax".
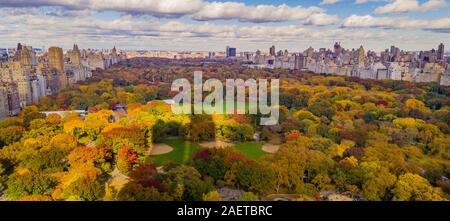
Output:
[
  {"xmin": 262, "ymin": 144, "xmax": 280, "ymax": 153},
  {"xmin": 200, "ymin": 141, "xmax": 234, "ymax": 149},
  {"xmin": 150, "ymin": 143, "xmax": 174, "ymax": 155}
]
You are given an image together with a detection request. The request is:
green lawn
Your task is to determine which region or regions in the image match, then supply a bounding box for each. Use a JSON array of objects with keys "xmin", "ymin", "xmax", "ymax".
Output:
[
  {"xmin": 180, "ymin": 101, "xmax": 248, "ymax": 114},
  {"xmin": 231, "ymin": 142, "xmax": 267, "ymax": 160},
  {"xmin": 148, "ymin": 139, "xmax": 267, "ymax": 166},
  {"xmin": 148, "ymin": 138, "xmax": 202, "ymax": 166}
]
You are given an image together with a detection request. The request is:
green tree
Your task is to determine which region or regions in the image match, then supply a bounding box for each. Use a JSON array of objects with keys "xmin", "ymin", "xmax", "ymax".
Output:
[
  {"xmin": 0, "ymin": 126, "xmax": 26, "ymax": 147},
  {"xmin": 118, "ymin": 183, "xmax": 172, "ymax": 201},
  {"xmin": 5, "ymin": 172, "xmax": 57, "ymax": 200}
]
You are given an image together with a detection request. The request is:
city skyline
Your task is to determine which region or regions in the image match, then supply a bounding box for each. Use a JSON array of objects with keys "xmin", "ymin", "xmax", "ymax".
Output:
[
  {"xmin": 0, "ymin": 0, "xmax": 448, "ymax": 52},
  {"xmin": 1, "ymin": 42, "xmax": 448, "ymax": 55}
]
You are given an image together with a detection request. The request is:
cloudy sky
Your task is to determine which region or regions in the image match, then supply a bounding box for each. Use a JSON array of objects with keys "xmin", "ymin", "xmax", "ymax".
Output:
[{"xmin": 0, "ymin": 0, "xmax": 448, "ymax": 52}]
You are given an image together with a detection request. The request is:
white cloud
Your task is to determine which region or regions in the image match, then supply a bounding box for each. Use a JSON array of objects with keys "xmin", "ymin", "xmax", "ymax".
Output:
[
  {"xmin": 342, "ymin": 14, "xmax": 450, "ymax": 31},
  {"xmin": 304, "ymin": 13, "xmax": 340, "ymax": 26},
  {"xmin": 355, "ymin": 0, "xmax": 388, "ymax": 4},
  {"xmin": 374, "ymin": 0, "xmax": 447, "ymax": 14},
  {"xmin": 0, "ymin": 0, "xmax": 447, "ymax": 51},
  {"xmin": 191, "ymin": 2, "xmax": 324, "ymax": 23},
  {"xmin": 0, "ymin": 0, "xmax": 332, "ymax": 23},
  {"xmin": 89, "ymin": 0, "xmax": 204, "ymax": 17},
  {"xmin": 421, "ymin": 0, "xmax": 449, "ymax": 11},
  {"xmin": 0, "ymin": 0, "xmax": 204, "ymax": 17},
  {"xmin": 320, "ymin": 0, "xmax": 340, "ymax": 5},
  {"xmin": 0, "ymin": 11, "xmax": 385, "ymax": 44}
]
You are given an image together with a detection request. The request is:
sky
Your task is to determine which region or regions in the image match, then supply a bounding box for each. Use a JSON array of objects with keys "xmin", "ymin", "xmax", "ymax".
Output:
[{"xmin": 0, "ymin": 0, "xmax": 448, "ymax": 52}]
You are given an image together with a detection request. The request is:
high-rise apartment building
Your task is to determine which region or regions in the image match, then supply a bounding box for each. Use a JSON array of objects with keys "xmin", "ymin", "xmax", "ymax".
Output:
[
  {"xmin": 0, "ymin": 61, "xmax": 31, "ymax": 106},
  {"xmin": 282, "ymin": 49, "xmax": 288, "ymax": 60},
  {"xmin": 20, "ymin": 46, "xmax": 32, "ymax": 66},
  {"xmin": 110, "ymin": 46, "xmax": 120, "ymax": 64},
  {"xmin": 334, "ymin": 42, "xmax": 341, "ymax": 56},
  {"xmin": 48, "ymin": 47, "xmax": 64, "ymax": 72},
  {"xmin": 0, "ymin": 84, "xmax": 9, "ymax": 119},
  {"xmin": 48, "ymin": 47, "xmax": 68, "ymax": 89},
  {"xmin": 70, "ymin": 44, "xmax": 81, "ymax": 65},
  {"xmin": 5, "ymin": 82, "xmax": 21, "ymax": 116},
  {"xmin": 357, "ymin": 45, "xmax": 365, "ymax": 65},
  {"xmin": 270, "ymin": 45, "xmax": 276, "ymax": 56},
  {"xmin": 437, "ymin": 43, "xmax": 445, "ymax": 61},
  {"xmin": 294, "ymin": 54, "xmax": 307, "ymax": 70}
]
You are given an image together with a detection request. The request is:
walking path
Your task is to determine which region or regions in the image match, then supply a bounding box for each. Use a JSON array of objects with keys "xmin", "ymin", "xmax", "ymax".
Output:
[{"xmin": 108, "ymin": 167, "xmax": 129, "ymax": 192}]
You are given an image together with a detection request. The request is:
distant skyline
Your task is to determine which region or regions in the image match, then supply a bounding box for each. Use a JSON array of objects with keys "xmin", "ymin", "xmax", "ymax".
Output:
[{"xmin": 0, "ymin": 0, "xmax": 448, "ymax": 52}]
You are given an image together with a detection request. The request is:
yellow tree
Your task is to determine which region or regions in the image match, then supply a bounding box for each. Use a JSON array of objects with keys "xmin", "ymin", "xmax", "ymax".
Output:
[
  {"xmin": 84, "ymin": 110, "xmax": 113, "ymax": 139},
  {"xmin": 49, "ymin": 133, "xmax": 78, "ymax": 152},
  {"xmin": 392, "ymin": 173, "xmax": 445, "ymax": 201},
  {"xmin": 360, "ymin": 161, "xmax": 397, "ymax": 201},
  {"xmin": 63, "ymin": 119, "xmax": 84, "ymax": 135},
  {"xmin": 404, "ymin": 99, "xmax": 431, "ymax": 114}
]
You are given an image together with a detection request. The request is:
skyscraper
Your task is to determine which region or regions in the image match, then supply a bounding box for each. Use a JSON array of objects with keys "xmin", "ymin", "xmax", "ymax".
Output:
[
  {"xmin": 48, "ymin": 47, "xmax": 64, "ymax": 73},
  {"xmin": 390, "ymin": 46, "xmax": 400, "ymax": 61},
  {"xmin": 226, "ymin": 46, "xmax": 236, "ymax": 58},
  {"xmin": 70, "ymin": 44, "xmax": 81, "ymax": 65},
  {"xmin": 357, "ymin": 45, "xmax": 365, "ymax": 65},
  {"xmin": 284, "ymin": 49, "xmax": 289, "ymax": 60},
  {"xmin": 270, "ymin": 45, "xmax": 276, "ymax": 56},
  {"xmin": 20, "ymin": 46, "xmax": 32, "ymax": 66},
  {"xmin": 334, "ymin": 42, "xmax": 341, "ymax": 56},
  {"xmin": 111, "ymin": 46, "xmax": 119, "ymax": 64},
  {"xmin": 112, "ymin": 46, "xmax": 118, "ymax": 57},
  {"xmin": 48, "ymin": 47, "xmax": 67, "ymax": 89},
  {"xmin": 0, "ymin": 84, "xmax": 10, "ymax": 119},
  {"xmin": 14, "ymin": 43, "xmax": 22, "ymax": 61},
  {"xmin": 437, "ymin": 43, "xmax": 445, "ymax": 61},
  {"xmin": 294, "ymin": 54, "xmax": 307, "ymax": 70},
  {"xmin": 0, "ymin": 61, "xmax": 31, "ymax": 106}
]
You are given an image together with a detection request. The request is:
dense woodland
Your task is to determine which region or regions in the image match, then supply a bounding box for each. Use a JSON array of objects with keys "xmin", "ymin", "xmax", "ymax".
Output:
[{"xmin": 0, "ymin": 58, "xmax": 449, "ymax": 201}]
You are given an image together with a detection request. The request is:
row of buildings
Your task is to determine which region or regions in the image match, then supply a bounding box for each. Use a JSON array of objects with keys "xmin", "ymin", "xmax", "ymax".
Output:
[
  {"xmin": 237, "ymin": 43, "xmax": 450, "ymax": 86},
  {"xmin": 0, "ymin": 44, "xmax": 124, "ymax": 119},
  {"xmin": 126, "ymin": 50, "xmax": 214, "ymax": 59}
]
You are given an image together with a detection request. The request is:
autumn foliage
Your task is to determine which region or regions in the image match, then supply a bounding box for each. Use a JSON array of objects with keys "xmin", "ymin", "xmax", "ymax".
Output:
[
  {"xmin": 0, "ymin": 58, "xmax": 449, "ymax": 201},
  {"xmin": 117, "ymin": 145, "xmax": 140, "ymax": 174}
]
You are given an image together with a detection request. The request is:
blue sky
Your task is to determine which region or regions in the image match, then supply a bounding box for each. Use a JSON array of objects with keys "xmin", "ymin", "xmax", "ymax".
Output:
[{"xmin": 0, "ymin": 0, "xmax": 448, "ymax": 52}]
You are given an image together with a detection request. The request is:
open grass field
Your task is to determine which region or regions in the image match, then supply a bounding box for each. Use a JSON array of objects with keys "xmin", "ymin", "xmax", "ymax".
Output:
[
  {"xmin": 148, "ymin": 138, "xmax": 269, "ymax": 166},
  {"xmin": 231, "ymin": 142, "xmax": 267, "ymax": 160},
  {"xmin": 148, "ymin": 138, "xmax": 202, "ymax": 166},
  {"xmin": 177, "ymin": 101, "xmax": 248, "ymax": 114}
]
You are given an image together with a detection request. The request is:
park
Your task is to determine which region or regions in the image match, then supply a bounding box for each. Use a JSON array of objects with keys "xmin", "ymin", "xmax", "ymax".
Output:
[{"xmin": 148, "ymin": 137, "xmax": 279, "ymax": 166}]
